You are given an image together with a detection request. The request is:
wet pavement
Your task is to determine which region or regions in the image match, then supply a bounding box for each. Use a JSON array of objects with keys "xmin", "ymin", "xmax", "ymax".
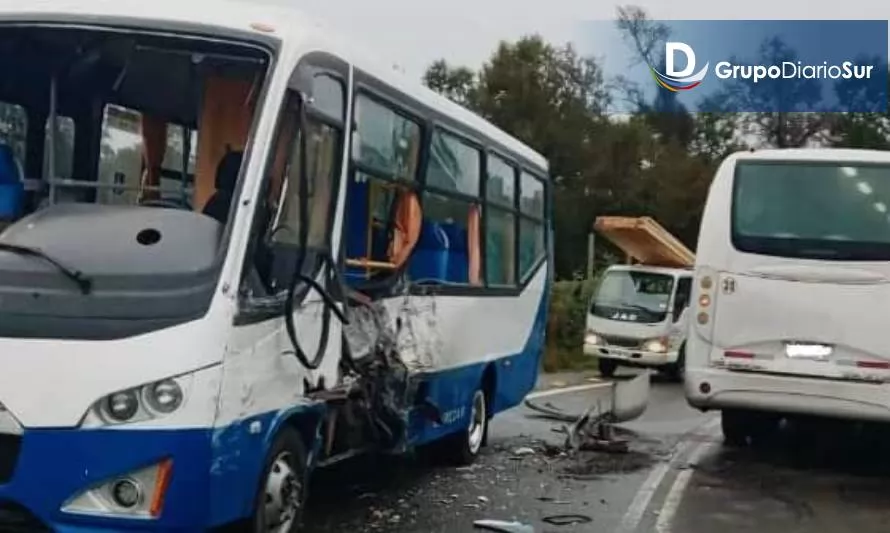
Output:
[
  {"xmin": 301, "ymin": 371, "xmax": 715, "ymax": 533},
  {"xmin": 670, "ymin": 418, "xmax": 890, "ymax": 533},
  {"xmin": 296, "ymin": 370, "xmax": 890, "ymax": 533}
]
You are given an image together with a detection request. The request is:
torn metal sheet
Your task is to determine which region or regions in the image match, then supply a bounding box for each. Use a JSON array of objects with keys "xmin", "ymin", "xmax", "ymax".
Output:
[
  {"xmin": 524, "ymin": 372, "xmax": 650, "ymax": 425},
  {"xmin": 525, "ymin": 372, "xmax": 651, "ymax": 454}
]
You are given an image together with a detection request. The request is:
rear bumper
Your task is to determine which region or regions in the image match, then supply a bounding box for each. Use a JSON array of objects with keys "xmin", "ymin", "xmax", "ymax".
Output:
[
  {"xmin": 686, "ymin": 367, "xmax": 890, "ymax": 422},
  {"xmin": 584, "ymin": 343, "xmax": 678, "ymax": 367},
  {"xmin": 0, "ymin": 427, "xmax": 212, "ymax": 532}
]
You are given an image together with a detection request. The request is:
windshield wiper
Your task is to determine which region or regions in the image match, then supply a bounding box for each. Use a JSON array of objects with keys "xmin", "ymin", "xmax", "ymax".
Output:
[
  {"xmin": 624, "ymin": 303, "xmax": 657, "ymax": 313},
  {"xmin": 0, "ymin": 242, "xmax": 92, "ymax": 294}
]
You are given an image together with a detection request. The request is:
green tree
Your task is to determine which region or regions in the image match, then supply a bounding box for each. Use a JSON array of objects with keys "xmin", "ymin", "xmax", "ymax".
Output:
[
  {"xmin": 828, "ymin": 58, "xmax": 890, "ymax": 150},
  {"xmin": 615, "ymin": 5, "xmax": 695, "ymax": 147},
  {"xmin": 708, "ymin": 37, "xmax": 828, "ymax": 148},
  {"xmin": 423, "ymin": 60, "xmax": 479, "ymax": 109}
]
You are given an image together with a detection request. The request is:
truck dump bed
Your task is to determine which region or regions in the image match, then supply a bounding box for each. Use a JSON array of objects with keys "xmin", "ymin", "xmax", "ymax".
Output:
[{"xmin": 594, "ymin": 216, "xmax": 695, "ymax": 268}]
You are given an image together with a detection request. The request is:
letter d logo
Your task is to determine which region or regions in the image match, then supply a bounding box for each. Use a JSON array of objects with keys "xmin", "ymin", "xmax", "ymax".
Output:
[{"xmin": 666, "ymin": 42, "xmax": 696, "ymax": 78}]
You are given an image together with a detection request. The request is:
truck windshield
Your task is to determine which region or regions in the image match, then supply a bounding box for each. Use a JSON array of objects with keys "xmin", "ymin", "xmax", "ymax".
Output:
[
  {"xmin": 590, "ymin": 270, "xmax": 674, "ymax": 324},
  {"xmin": 732, "ymin": 161, "xmax": 890, "ymax": 261}
]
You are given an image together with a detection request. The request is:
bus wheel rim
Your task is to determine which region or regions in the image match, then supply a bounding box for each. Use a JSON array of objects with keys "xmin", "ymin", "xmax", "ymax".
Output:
[
  {"xmin": 468, "ymin": 390, "xmax": 486, "ymax": 454},
  {"xmin": 263, "ymin": 451, "xmax": 301, "ymax": 533}
]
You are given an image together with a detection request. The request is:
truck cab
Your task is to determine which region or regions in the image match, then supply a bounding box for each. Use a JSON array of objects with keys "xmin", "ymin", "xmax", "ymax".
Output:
[
  {"xmin": 582, "ymin": 216, "xmax": 695, "ymax": 381},
  {"xmin": 584, "ymin": 264, "xmax": 692, "ymax": 380}
]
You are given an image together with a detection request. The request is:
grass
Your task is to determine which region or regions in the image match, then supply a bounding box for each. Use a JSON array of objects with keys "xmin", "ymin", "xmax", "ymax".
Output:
[{"xmin": 542, "ymin": 276, "xmax": 601, "ymax": 373}]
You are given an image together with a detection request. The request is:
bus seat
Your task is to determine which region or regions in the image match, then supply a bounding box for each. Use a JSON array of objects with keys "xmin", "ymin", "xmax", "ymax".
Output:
[
  {"xmin": 441, "ymin": 223, "xmax": 469, "ymax": 284},
  {"xmin": 408, "ymin": 220, "xmax": 450, "ymax": 282},
  {"xmin": 202, "ymin": 150, "xmax": 242, "ymax": 224},
  {"xmin": 0, "ymin": 144, "xmax": 23, "ymax": 220}
]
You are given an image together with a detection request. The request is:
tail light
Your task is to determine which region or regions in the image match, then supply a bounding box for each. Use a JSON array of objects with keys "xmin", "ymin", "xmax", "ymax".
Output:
[{"xmin": 693, "ymin": 267, "xmax": 718, "ymax": 341}]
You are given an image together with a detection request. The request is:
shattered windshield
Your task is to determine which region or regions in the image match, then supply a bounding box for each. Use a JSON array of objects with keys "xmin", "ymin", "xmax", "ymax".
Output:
[
  {"xmin": 590, "ymin": 270, "xmax": 674, "ymax": 324},
  {"xmin": 0, "ymin": 24, "xmax": 271, "ymax": 339}
]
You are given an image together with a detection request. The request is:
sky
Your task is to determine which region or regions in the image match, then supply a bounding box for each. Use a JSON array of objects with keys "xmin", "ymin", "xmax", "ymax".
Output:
[
  {"xmin": 261, "ymin": 0, "xmax": 890, "ymax": 82},
  {"xmin": 102, "ymin": 0, "xmax": 889, "ymax": 152}
]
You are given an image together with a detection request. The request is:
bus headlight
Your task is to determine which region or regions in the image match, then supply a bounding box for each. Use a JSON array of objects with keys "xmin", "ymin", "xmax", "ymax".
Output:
[
  {"xmin": 89, "ymin": 376, "xmax": 189, "ymax": 427},
  {"xmin": 584, "ymin": 331, "xmax": 601, "ymax": 346},
  {"xmin": 144, "ymin": 380, "xmax": 183, "ymax": 414},
  {"xmin": 643, "ymin": 338, "xmax": 668, "ymax": 354},
  {"xmin": 105, "ymin": 390, "xmax": 139, "ymax": 422}
]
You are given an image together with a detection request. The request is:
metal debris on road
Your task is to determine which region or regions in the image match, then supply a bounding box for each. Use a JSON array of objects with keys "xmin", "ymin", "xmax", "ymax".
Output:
[
  {"xmin": 536, "ymin": 496, "xmax": 572, "ymax": 505},
  {"xmin": 542, "ymin": 514, "xmax": 593, "ymax": 526},
  {"xmin": 473, "ymin": 519, "xmax": 535, "ymax": 533},
  {"xmin": 525, "ymin": 373, "xmax": 650, "ymax": 455}
]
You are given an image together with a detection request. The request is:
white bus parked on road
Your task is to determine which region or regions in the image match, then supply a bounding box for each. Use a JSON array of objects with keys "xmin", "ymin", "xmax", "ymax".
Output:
[{"xmin": 686, "ymin": 148, "xmax": 890, "ymax": 445}]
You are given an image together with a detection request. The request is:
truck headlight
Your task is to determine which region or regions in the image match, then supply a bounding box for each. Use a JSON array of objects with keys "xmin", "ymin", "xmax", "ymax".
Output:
[
  {"xmin": 643, "ymin": 337, "xmax": 668, "ymax": 354},
  {"xmin": 584, "ymin": 331, "xmax": 601, "ymax": 346}
]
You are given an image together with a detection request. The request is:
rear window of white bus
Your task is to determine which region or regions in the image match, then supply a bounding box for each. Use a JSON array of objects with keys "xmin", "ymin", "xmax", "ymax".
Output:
[{"xmin": 732, "ymin": 160, "xmax": 890, "ymax": 261}]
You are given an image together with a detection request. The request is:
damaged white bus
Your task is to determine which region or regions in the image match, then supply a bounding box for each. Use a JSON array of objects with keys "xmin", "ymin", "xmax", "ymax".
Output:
[{"xmin": 0, "ymin": 1, "xmax": 552, "ymax": 531}]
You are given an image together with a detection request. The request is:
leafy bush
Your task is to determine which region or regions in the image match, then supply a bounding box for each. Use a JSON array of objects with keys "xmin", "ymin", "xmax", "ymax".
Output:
[{"xmin": 543, "ymin": 275, "xmax": 600, "ymax": 372}]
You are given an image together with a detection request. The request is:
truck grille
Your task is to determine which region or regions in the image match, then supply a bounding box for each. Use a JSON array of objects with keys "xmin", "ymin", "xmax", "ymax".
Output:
[{"xmin": 601, "ymin": 335, "xmax": 641, "ymax": 348}]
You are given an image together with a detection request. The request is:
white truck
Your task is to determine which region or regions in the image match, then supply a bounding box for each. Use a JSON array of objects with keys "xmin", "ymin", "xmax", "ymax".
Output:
[{"xmin": 583, "ymin": 217, "xmax": 694, "ymax": 382}]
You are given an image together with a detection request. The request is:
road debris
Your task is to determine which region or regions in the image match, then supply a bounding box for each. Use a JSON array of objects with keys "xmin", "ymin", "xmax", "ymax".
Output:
[
  {"xmin": 536, "ymin": 497, "xmax": 572, "ymax": 505},
  {"xmin": 473, "ymin": 519, "xmax": 535, "ymax": 533},
  {"xmin": 542, "ymin": 514, "xmax": 593, "ymax": 526},
  {"xmin": 512, "ymin": 447, "xmax": 536, "ymax": 457},
  {"xmin": 525, "ymin": 372, "xmax": 650, "ymax": 456}
]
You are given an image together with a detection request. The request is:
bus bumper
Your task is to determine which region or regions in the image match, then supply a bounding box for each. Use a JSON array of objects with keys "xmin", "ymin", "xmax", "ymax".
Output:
[
  {"xmin": 686, "ymin": 367, "xmax": 890, "ymax": 422},
  {"xmin": 584, "ymin": 343, "xmax": 679, "ymax": 367},
  {"xmin": 0, "ymin": 427, "xmax": 211, "ymax": 532}
]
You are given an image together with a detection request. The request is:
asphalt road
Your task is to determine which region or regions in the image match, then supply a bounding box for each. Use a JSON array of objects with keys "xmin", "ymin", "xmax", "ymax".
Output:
[
  {"xmin": 296, "ymin": 371, "xmax": 890, "ymax": 533},
  {"xmin": 299, "ymin": 371, "xmax": 715, "ymax": 533}
]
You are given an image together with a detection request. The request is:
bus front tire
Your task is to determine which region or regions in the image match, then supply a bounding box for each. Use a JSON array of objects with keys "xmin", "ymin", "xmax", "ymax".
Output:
[
  {"xmin": 442, "ymin": 388, "xmax": 488, "ymax": 466},
  {"xmin": 253, "ymin": 427, "xmax": 307, "ymax": 533},
  {"xmin": 598, "ymin": 358, "xmax": 618, "ymax": 378}
]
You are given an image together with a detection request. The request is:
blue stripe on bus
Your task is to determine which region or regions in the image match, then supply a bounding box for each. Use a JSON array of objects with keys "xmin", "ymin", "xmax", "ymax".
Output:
[{"xmin": 0, "ymin": 426, "xmax": 212, "ymax": 532}]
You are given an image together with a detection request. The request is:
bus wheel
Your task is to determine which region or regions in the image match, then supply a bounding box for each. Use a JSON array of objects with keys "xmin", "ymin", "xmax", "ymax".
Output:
[
  {"xmin": 253, "ymin": 427, "xmax": 307, "ymax": 533},
  {"xmin": 443, "ymin": 389, "xmax": 488, "ymax": 466},
  {"xmin": 721, "ymin": 409, "xmax": 749, "ymax": 447},
  {"xmin": 598, "ymin": 358, "xmax": 618, "ymax": 378}
]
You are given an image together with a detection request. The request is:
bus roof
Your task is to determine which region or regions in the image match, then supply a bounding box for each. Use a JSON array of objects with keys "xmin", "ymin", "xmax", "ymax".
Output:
[
  {"xmin": 728, "ymin": 147, "xmax": 890, "ymax": 165},
  {"xmin": 0, "ymin": 0, "xmax": 549, "ymax": 173}
]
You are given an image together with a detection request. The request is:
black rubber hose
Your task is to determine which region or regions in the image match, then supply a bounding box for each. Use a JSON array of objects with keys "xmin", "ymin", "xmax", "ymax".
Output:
[{"xmin": 283, "ymin": 97, "xmax": 346, "ymax": 370}]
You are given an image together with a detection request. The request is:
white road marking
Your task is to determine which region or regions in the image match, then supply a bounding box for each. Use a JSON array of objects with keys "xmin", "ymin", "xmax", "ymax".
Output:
[
  {"xmin": 613, "ymin": 416, "xmax": 720, "ymax": 533},
  {"xmin": 526, "ymin": 381, "xmax": 612, "ymax": 400},
  {"xmin": 654, "ymin": 440, "xmax": 716, "ymax": 533},
  {"xmin": 614, "ymin": 453, "xmax": 682, "ymax": 533}
]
